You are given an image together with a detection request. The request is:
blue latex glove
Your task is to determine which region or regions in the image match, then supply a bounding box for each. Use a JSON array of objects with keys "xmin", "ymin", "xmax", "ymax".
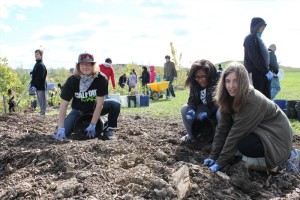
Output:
[
  {"xmin": 53, "ymin": 127, "xmax": 66, "ymax": 140},
  {"xmin": 186, "ymin": 110, "xmax": 196, "ymax": 120},
  {"xmin": 266, "ymin": 71, "xmax": 273, "ymax": 81},
  {"xmin": 174, "ymin": 77, "xmax": 178, "ymax": 80},
  {"xmin": 197, "ymin": 112, "xmax": 208, "ymax": 121},
  {"xmin": 209, "ymin": 164, "xmax": 223, "ymax": 172},
  {"xmin": 203, "ymin": 158, "xmax": 215, "ymax": 167},
  {"xmin": 85, "ymin": 123, "xmax": 96, "ymax": 138}
]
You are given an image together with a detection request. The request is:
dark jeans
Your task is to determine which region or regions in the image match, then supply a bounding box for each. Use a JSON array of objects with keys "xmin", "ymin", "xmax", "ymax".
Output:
[
  {"xmin": 166, "ymin": 76, "xmax": 175, "ymax": 97},
  {"xmin": 64, "ymin": 99, "xmax": 121, "ymax": 136},
  {"xmin": 237, "ymin": 133, "xmax": 264, "ymax": 158}
]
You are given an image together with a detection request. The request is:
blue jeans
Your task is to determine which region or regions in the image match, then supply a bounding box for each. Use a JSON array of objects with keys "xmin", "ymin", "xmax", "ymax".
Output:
[
  {"xmin": 166, "ymin": 76, "xmax": 175, "ymax": 97},
  {"xmin": 64, "ymin": 99, "xmax": 120, "ymax": 136},
  {"xmin": 271, "ymin": 77, "xmax": 281, "ymax": 100}
]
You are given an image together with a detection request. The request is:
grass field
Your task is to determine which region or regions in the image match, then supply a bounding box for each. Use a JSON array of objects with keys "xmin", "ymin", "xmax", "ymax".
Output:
[{"xmin": 121, "ymin": 68, "xmax": 300, "ymax": 134}]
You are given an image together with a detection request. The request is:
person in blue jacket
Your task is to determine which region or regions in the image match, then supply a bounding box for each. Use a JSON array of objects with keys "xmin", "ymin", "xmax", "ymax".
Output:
[{"xmin": 243, "ymin": 17, "xmax": 273, "ymax": 99}]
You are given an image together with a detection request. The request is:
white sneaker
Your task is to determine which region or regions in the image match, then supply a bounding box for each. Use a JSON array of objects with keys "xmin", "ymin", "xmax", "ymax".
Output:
[{"xmin": 180, "ymin": 134, "xmax": 193, "ymax": 143}]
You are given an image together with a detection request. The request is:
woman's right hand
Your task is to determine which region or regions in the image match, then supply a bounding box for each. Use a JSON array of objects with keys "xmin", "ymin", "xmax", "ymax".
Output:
[{"xmin": 203, "ymin": 158, "xmax": 215, "ymax": 167}]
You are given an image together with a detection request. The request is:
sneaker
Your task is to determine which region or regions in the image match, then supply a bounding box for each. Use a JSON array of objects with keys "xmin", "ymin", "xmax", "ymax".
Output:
[
  {"xmin": 281, "ymin": 149, "xmax": 300, "ymax": 173},
  {"xmin": 104, "ymin": 128, "xmax": 114, "ymax": 140},
  {"xmin": 180, "ymin": 134, "xmax": 193, "ymax": 143}
]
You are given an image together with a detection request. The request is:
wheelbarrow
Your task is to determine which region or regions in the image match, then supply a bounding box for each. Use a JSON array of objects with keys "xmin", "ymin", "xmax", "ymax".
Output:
[{"xmin": 147, "ymin": 81, "xmax": 170, "ymax": 100}]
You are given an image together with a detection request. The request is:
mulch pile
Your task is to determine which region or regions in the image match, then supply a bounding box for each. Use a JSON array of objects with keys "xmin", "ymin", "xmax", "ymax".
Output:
[{"xmin": 0, "ymin": 113, "xmax": 300, "ymax": 199}]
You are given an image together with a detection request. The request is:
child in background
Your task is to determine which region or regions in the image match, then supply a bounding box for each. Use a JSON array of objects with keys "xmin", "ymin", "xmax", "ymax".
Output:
[
  {"xmin": 149, "ymin": 65, "xmax": 156, "ymax": 83},
  {"xmin": 7, "ymin": 89, "xmax": 16, "ymax": 113}
]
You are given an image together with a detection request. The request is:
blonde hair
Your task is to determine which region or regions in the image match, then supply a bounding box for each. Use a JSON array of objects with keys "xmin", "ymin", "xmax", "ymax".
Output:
[
  {"xmin": 214, "ymin": 62, "xmax": 250, "ymax": 113},
  {"xmin": 74, "ymin": 63, "xmax": 98, "ymax": 78}
]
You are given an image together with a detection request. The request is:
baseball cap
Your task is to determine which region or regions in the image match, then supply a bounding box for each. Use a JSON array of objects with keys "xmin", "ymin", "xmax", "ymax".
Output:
[{"xmin": 78, "ymin": 53, "xmax": 96, "ymax": 63}]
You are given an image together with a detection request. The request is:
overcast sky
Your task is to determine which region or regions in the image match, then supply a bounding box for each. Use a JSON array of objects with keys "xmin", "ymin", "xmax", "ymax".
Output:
[{"xmin": 0, "ymin": 0, "xmax": 299, "ymax": 69}]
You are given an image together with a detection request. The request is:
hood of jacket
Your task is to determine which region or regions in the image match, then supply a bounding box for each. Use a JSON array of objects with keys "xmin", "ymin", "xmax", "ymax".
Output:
[
  {"xmin": 103, "ymin": 62, "xmax": 112, "ymax": 68},
  {"xmin": 150, "ymin": 65, "xmax": 155, "ymax": 72},
  {"xmin": 250, "ymin": 17, "xmax": 267, "ymax": 34}
]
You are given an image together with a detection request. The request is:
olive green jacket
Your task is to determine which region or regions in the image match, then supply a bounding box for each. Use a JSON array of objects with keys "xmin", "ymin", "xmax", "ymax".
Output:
[{"xmin": 210, "ymin": 88, "xmax": 293, "ymax": 169}]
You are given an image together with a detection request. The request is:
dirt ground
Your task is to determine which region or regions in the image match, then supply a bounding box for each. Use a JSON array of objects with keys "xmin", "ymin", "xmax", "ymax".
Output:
[{"xmin": 1, "ymin": 112, "xmax": 300, "ymax": 199}]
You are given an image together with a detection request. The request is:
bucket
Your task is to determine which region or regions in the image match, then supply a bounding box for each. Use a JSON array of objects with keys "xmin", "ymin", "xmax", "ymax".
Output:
[
  {"xmin": 120, "ymin": 95, "xmax": 128, "ymax": 108},
  {"xmin": 191, "ymin": 117, "xmax": 217, "ymax": 145},
  {"xmin": 295, "ymin": 101, "xmax": 300, "ymax": 121},
  {"xmin": 140, "ymin": 95, "xmax": 150, "ymax": 107},
  {"xmin": 73, "ymin": 113, "xmax": 108, "ymax": 139},
  {"xmin": 136, "ymin": 94, "xmax": 140, "ymax": 107},
  {"xmin": 287, "ymin": 100, "xmax": 298, "ymax": 119},
  {"xmin": 274, "ymin": 99, "xmax": 287, "ymax": 114},
  {"xmin": 109, "ymin": 93, "xmax": 121, "ymax": 103},
  {"xmin": 127, "ymin": 95, "xmax": 136, "ymax": 108}
]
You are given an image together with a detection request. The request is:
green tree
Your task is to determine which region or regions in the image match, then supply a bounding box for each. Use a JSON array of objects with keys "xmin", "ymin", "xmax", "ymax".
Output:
[{"xmin": 0, "ymin": 57, "xmax": 22, "ymax": 112}]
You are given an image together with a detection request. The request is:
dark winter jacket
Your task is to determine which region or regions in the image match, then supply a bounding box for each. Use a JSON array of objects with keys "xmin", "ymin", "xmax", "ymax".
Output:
[
  {"xmin": 243, "ymin": 17, "xmax": 269, "ymax": 74},
  {"xmin": 141, "ymin": 70, "xmax": 150, "ymax": 86},
  {"xmin": 118, "ymin": 75, "xmax": 127, "ymax": 87},
  {"xmin": 30, "ymin": 60, "xmax": 47, "ymax": 90},
  {"xmin": 269, "ymin": 50, "xmax": 279, "ymax": 75},
  {"xmin": 164, "ymin": 61, "xmax": 177, "ymax": 79},
  {"xmin": 187, "ymin": 79, "xmax": 218, "ymax": 118}
]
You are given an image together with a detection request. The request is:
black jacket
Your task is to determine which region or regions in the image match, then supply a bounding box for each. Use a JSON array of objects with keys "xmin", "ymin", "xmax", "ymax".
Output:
[
  {"xmin": 141, "ymin": 70, "xmax": 150, "ymax": 86},
  {"xmin": 243, "ymin": 17, "xmax": 269, "ymax": 74},
  {"xmin": 269, "ymin": 50, "xmax": 279, "ymax": 74},
  {"xmin": 30, "ymin": 60, "xmax": 47, "ymax": 90}
]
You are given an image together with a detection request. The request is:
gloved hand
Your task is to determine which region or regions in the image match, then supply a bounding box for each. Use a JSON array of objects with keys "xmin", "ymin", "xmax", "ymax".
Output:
[
  {"xmin": 85, "ymin": 123, "xmax": 96, "ymax": 138},
  {"xmin": 30, "ymin": 86, "xmax": 37, "ymax": 93},
  {"xmin": 203, "ymin": 158, "xmax": 215, "ymax": 167},
  {"xmin": 174, "ymin": 77, "xmax": 178, "ymax": 80},
  {"xmin": 209, "ymin": 164, "xmax": 223, "ymax": 172},
  {"xmin": 186, "ymin": 110, "xmax": 196, "ymax": 120},
  {"xmin": 197, "ymin": 112, "xmax": 208, "ymax": 121},
  {"xmin": 266, "ymin": 71, "xmax": 273, "ymax": 81},
  {"xmin": 53, "ymin": 127, "xmax": 66, "ymax": 140}
]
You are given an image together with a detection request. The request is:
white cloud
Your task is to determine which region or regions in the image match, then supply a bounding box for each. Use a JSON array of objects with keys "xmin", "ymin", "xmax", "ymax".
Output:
[
  {"xmin": 0, "ymin": 23, "xmax": 11, "ymax": 32},
  {"xmin": 16, "ymin": 13, "xmax": 26, "ymax": 21}
]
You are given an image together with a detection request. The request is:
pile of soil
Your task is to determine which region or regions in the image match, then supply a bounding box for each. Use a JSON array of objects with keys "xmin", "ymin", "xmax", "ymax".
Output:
[{"xmin": 0, "ymin": 113, "xmax": 300, "ymax": 199}]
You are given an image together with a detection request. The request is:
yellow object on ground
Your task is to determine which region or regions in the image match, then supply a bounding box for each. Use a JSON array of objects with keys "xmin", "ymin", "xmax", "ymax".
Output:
[{"xmin": 147, "ymin": 81, "xmax": 170, "ymax": 92}]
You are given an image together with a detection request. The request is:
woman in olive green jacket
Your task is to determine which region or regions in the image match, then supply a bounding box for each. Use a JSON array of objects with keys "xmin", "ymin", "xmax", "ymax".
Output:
[{"xmin": 203, "ymin": 62, "xmax": 298, "ymax": 173}]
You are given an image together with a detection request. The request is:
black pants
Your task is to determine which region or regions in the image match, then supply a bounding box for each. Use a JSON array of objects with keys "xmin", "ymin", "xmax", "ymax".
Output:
[
  {"xmin": 252, "ymin": 70, "xmax": 271, "ymax": 99},
  {"xmin": 237, "ymin": 133, "xmax": 264, "ymax": 158}
]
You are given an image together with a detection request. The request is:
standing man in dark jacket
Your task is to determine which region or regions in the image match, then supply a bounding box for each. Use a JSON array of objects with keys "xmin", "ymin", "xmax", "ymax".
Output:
[
  {"xmin": 30, "ymin": 49, "xmax": 48, "ymax": 115},
  {"xmin": 243, "ymin": 17, "xmax": 273, "ymax": 99},
  {"xmin": 164, "ymin": 55, "xmax": 178, "ymax": 99}
]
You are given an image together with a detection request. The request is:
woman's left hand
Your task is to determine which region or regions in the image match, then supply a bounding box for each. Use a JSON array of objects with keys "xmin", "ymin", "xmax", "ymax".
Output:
[{"xmin": 197, "ymin": 112, "xmax": 208, "ymax": 121}]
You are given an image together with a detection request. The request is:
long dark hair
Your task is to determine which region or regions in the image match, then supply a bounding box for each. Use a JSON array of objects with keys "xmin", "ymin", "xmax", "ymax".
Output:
[{"xmin": 185, "ymin": 59, "xmax": 218, "ymax": 87}]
